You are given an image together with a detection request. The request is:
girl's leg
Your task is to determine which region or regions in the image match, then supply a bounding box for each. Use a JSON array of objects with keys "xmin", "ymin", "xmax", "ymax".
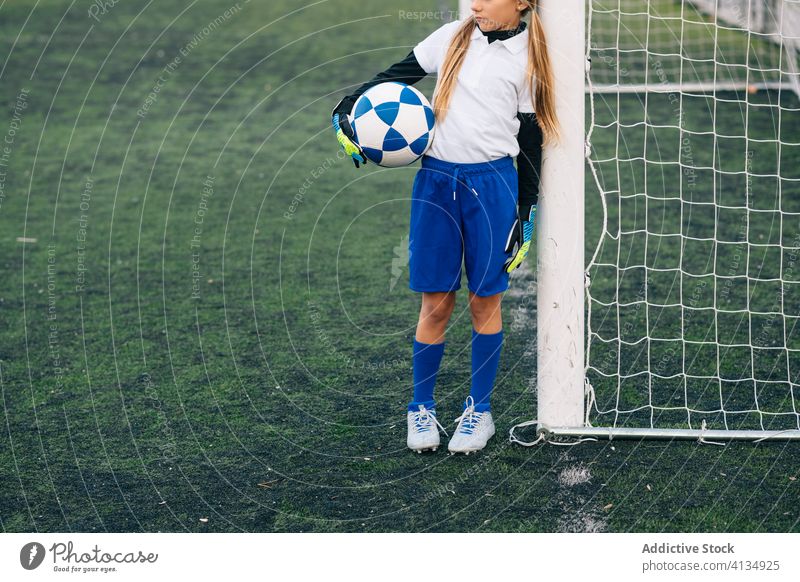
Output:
[
  {"xmin": 468, "ymin": 290, "xmax": 503, "ymax": 334},
  {"xmin": 408, "ymin": 291, "xmax": 456, "ymax": 411},
  {"xmin": 416, "ymin": 291, "xmax": 456, "ymax": 343},
  {"xmin": 467, "ymin": 291, "xmax": 504, "ymax": 412}
]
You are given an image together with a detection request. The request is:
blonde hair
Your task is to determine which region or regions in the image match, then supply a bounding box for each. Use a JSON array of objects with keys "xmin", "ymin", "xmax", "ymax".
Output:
[{"xmin": 432, "ymin": 1, "xmax": 559, "ymax": 144}]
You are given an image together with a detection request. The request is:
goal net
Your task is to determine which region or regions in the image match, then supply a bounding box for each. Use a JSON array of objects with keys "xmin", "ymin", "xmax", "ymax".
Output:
[
  {"xmin": 585, "ymin": 0, "xmax": 800, "ymax": 439},
  {"xmin": 510, "ymin": 0, "xmax": 800, "ymax": 444},
  {"xmin": 589, "ymin": 0, "xmax": 800, "ymax": 95}
]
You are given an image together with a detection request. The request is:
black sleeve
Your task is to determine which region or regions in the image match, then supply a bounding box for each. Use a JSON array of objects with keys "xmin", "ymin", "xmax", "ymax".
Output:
[
  {"xmin": 332, "ymin": 50, "xmax": 429, "ymax": 117},
  {"xmin": 516, "ymin": 112, "xmax": 543, "ymax": 209}
]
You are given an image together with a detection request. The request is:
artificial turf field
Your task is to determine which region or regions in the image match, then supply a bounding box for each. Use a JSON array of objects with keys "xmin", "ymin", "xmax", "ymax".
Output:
[{"xmin": 0, "ymin": 0, "xmax": 797, "ymax": 533}]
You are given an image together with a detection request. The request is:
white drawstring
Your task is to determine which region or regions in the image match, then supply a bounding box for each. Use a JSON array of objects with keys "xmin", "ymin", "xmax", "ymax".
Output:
[{"xmin": 450, "ymin": 167, "xmax": 481, "ymax": 201}]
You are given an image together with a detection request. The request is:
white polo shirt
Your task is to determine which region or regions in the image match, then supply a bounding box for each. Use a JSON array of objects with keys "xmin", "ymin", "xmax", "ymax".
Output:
[{"xmin": 413, "ymin": 17, "xmax": 535, "ymax": 164}]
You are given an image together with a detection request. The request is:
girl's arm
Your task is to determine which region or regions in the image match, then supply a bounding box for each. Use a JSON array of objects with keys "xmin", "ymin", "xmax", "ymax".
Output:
[
  {"xmin": 332, "ymin": 50, "xmax": 429, "ymax": 117},
  {"xmin": 331, "ymin": 20, "xmax": 454, "ymax": 168},
  {"xmin": 503, "ymin": 111, "xmax": 542, "ymax": 273},
  {"xmin": 516, "ymin": 111, "xmax": 543, "ymax": 219}
]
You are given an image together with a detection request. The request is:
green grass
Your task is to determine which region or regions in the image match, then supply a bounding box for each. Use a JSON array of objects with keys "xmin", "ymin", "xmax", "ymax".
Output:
[{"xmin": 0, "ymin": 0, "xmax": 797, "ymax": 533}]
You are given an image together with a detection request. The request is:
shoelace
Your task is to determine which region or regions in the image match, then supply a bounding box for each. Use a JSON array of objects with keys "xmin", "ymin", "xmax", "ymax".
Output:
[
  {"xmin": 453, "ymin": 396, "xmax": 483, "ymax": 435},
  {"xmin": 411, "ymin": 405, "xmax": 449, "ymax": 437}
]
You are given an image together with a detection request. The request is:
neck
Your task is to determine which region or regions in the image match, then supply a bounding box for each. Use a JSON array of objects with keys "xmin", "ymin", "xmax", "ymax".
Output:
[
  {"xmin": 498, "ymin": 19, "xmax": 521, "ymax": 31},
  {"xmin": 478, "ymin": 18, "xmax": 526, "ymax": 43}
]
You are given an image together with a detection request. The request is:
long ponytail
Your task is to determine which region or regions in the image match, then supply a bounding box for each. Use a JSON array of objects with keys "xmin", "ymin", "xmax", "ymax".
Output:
[
  {"xmin": 431, "ymin": 18, "xmax": 474, "ymax": 123},
  {"xmin": 526, "ymin": 3, "xmax": 559, "ymax": 143}
]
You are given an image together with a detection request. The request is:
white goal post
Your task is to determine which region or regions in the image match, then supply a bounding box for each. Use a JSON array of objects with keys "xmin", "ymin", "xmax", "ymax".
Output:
[{"xmin": 456, "ymin": 0, "xmax": 800, "ymax": 443}]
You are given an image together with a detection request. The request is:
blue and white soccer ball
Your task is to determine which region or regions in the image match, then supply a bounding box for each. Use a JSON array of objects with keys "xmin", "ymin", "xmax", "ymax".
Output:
[{"xmin": 348, "ymin": 82, "xmax": 436, "ymax": 168}]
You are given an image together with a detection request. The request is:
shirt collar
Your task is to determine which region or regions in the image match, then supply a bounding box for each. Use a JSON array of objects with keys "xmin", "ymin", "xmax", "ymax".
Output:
[{"xmin": 470, "ymin": 20, "xmax": 528, "ymax": 54}]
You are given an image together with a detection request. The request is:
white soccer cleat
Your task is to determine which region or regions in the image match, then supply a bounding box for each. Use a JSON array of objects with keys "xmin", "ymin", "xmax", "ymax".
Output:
[
  {"xmin": 407, "ymin": 404, "xmax": 448, "ymax": 453},
  {"xmin": 448, "ymin": 396, "xmax": 495, "ymax": 454}
]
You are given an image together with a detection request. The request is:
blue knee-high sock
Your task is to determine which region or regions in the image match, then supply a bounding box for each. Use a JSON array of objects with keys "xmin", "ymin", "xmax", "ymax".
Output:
[
  {"xmin": 408, "ymin": 338, "xmax": 445, "ymax": 412},
  {"xmin": 469, "ymin": 328, "xmax": 504, "ymax": 412}
]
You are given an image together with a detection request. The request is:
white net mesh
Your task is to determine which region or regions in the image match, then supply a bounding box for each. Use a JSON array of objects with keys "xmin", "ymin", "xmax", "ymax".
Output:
[
  {"xmin": 584, "ymin": 0, "xmax": 800, "ymax": 433},
  {"xmin": 589, "ymin": 0, "xmax": 800, "ymax": 93}
]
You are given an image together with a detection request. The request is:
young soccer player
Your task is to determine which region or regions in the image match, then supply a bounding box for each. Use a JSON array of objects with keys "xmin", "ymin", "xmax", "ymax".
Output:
[{"xmin": 332, "ymin": 0, "xmax": 558, "ymax": 454}]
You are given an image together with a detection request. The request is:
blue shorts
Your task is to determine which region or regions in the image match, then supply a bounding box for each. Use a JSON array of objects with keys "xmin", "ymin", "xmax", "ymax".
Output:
[{"xmin": 408, "ymin": 154, "xmax": 518, "ymax": 297}]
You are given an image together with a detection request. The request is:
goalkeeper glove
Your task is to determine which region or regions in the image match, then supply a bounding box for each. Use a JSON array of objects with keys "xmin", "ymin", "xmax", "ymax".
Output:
[
  {"xmin": 503, "ymin": 204, "xmax": 536, "ymax": 273},
  {"xmin": 331, "ymin": 100, "xmax": 367, "ymax": 168}
]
